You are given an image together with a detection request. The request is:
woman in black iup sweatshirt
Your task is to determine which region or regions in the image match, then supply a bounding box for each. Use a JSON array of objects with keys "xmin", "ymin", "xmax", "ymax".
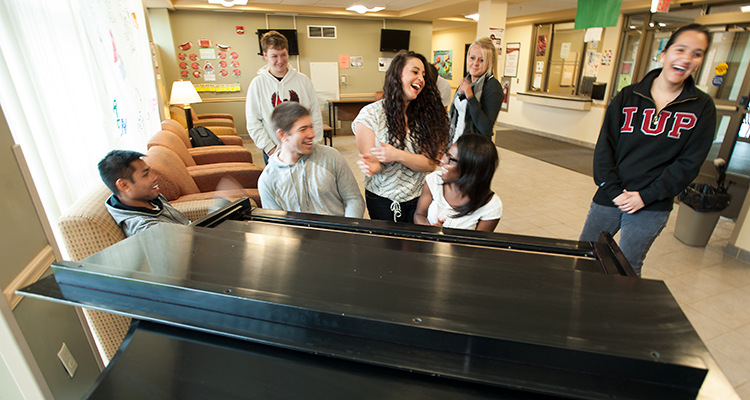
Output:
[{"xmin": 579, "ymin": 24, "xmax": 716, "ymax": 276}]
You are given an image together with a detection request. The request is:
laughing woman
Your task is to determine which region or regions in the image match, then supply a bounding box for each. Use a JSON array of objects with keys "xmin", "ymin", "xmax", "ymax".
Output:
[
  {"xmin": 353, "ymin": 51, "xmax": 449, "ymax": 223},
  {"xmin": 579, "ymin": 23, "xmax": 716, "ymax": 276},
  {"xmin": 414, "ymin": 134, "xmax": 502, "ymax": 231}
]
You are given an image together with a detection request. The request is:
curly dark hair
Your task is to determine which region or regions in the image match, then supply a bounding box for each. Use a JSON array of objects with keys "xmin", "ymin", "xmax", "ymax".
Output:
[{"xmin": 382, "ymin": 51, "xmax": 448, "ymax": 162}]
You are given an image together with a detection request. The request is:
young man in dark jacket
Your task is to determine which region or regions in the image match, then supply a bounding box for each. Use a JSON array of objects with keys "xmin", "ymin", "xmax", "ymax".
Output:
[{"xmin": 99, "ymin": 150, "xmax": 188, "ymax": 237}]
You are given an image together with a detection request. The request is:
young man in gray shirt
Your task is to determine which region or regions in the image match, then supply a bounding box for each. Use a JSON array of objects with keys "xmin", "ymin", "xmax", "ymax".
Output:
[{"xmin": 258, "ymin": 102, "xmax": 365, "ymax": 218}]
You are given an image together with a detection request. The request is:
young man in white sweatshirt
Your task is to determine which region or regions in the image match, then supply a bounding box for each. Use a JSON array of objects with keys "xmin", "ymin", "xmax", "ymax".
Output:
[
  {"xmin": 258, "ymin": 102, "xmax": 364, "ymax": 218},
  {"xmin": 246, "ymin": 30, "xmax": 323, "ymax": 164}
]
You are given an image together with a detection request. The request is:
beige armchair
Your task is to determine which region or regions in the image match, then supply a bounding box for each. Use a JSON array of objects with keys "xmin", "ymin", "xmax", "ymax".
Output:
[
  {"xmin": 145, "ymin": 145, "xmax": 262, "ymax": 206},
  {"xmin": 148, "ymin": 130, "xmax": 254, "ymax": 165},
  {"xmin": 162, "ymin": 119, "xmax": 243, "ymax": 147},
  {"xmin": 57, "ymin": 183, "xmax": 220, "ymax": 365},
  {"xmin": 169, "ymin": 105, "xmax": 237, "ymax": 136}
]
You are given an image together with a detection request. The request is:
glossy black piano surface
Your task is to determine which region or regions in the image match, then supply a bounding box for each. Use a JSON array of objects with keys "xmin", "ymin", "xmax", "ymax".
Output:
[{"xmin": 18, "ymin": 204, "xmax": 737, "ymax": 399}]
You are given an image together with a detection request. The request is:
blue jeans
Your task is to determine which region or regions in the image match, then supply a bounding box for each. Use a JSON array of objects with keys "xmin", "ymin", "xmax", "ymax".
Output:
[
  {"xmin": 579, "ymin": 202, "xmax": 670, "ymax": 276},
  {"xmin": 262, "ymin": 151, "xmax": 270, "ymax": 165}
]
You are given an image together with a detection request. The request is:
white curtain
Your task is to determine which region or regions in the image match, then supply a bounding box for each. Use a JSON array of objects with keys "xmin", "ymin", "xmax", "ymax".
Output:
[{"xmin": 0, "ymin": 0, "xmax": 160, "ymax": 253}]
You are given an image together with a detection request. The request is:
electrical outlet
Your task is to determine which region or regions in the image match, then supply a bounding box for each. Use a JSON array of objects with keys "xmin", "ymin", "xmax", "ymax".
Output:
[{"xmin": 57, "ymin": 343, "xmax": 78, "ymax": 378}]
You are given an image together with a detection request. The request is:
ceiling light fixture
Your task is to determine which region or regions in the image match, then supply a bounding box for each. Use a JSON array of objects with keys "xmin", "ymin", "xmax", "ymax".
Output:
[
  {"xmin": 742, "ymin": 5, "xmax": 750, "ymax": 12},
  {"xmin": 346, "ymin": 4, "xmax": 385, "ymax": 14},
  {"xmin": 208, "ymin": 0, "xmax": 248, "ymax": 7},
  {"xmin": 465, "ymin": 13, "xmax": 479, "ymax": 21}
]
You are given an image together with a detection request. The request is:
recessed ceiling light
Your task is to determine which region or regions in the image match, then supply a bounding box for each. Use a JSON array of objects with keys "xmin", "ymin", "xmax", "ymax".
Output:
[
  {"xmin": 208, "ymin": 0, "xmax": 248, "ymax": 7},
  {"xmin": 742, "ymin": 5, "xmax": 750, "ymax": 12},
  {"xmin": 346, "ymin": 4, "xmax": 385, "ymax": 14},
  {"xmin": 465, "ymin": 13, "xmax": 479, "ymax": 21}
]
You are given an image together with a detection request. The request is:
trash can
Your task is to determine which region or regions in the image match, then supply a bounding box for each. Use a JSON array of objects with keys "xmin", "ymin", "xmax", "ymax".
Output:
[{"xmin": 674, "ymin": 159, "xmax": 731, "ymax": 246}]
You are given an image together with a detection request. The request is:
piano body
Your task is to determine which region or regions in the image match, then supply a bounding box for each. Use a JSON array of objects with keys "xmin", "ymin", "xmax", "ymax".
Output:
[{"xmin": 19, "ymin": 199, "xmax": 738, "ymax": 399}]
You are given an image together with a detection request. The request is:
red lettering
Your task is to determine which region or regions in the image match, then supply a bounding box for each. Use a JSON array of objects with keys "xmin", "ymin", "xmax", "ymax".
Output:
[
  {"xmin": 641, "ymin": 109, "xmax": 672, "ymax": 136},
  {"xmin": 621, "ymin": 107, "xmax": 637, "ymax": 133},
  {"xmin": 667, "ymin": 112, "xmax": 697, "ymax": 139}
]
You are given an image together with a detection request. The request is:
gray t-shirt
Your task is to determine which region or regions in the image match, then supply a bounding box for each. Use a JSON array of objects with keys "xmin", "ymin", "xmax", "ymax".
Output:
[{"xmin": 258, "ymin": 144, "xmax": 364, "ymax": 218}]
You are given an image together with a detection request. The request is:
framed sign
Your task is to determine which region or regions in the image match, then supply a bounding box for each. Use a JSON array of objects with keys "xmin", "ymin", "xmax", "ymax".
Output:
[{"xmin": 504, "ymin": 43, "xmax": 520, "ymax": 77}]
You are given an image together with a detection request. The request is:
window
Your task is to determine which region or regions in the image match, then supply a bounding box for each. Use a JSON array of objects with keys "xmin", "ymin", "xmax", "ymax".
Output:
[
  {"xmin": 612, "ymin": 8, "xmax": 703, "ymax": 97},
  {"xmin": 529, "ymin": 22, "xmax": 599, "ymax": 97}
]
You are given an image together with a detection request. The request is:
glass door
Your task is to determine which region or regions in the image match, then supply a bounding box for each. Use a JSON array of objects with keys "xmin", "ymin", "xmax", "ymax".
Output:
[{"xmin": 697, "ymin": 27, "xmax": 750, "ymax": 177}]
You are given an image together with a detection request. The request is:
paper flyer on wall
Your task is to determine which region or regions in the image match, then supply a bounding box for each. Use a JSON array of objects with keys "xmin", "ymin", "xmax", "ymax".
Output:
[{"xmin": 489, "ymin": 28, "xmax": 504, "ymax": 55}]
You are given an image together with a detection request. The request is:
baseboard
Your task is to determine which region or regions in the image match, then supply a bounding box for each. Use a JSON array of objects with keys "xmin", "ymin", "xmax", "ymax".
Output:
[
  {"xmin": 724, "ymin": 243, "xmax": 750, "ymax": 265},
  {"xmin": 3, "ymin": 246, "xmax": 55, "ymax": 309},
  {"xmin": 496, "ymin": 123, "xmax": 596, "ymax": 150}
]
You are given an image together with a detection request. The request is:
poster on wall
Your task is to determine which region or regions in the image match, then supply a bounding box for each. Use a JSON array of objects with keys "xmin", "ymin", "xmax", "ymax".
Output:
[
  {"xmin": 378, "ymin": 57, "xmax": 392, "ymax": 72},
  {"xmin": 536, "ymin": 35, "xmax": 548, "ymax": 57},
  {"xmin": 339, "ymin": 54, "xmax": 350, "ymax": 69},
  {"xmin": 489, "ymin": 28, "xmax": 504, "ymax": 55},
  {"xmin": 433, "ymin": 50, "xmax": 453, "ymax": 80},
  {"xmin": 500, "ymin": 77, "xmax": 511, "ymax": 112},
  {"xmin": 533, "ymin": 73, "xmax": 542, "ymax": 89},
  {"xmin": 584, "ymin": 49, "xmax": 600, "ymax": 78},
  {"xmin": 504, "ymin": 43, "xmax": 520, "ymax": 77},
  {"xmin": 350, "ymin": 56, "xmax": 363, "ymax": 68},
  {"xmin": 177, "ymin": 39, "xmax": 240, "ymax": 84}
]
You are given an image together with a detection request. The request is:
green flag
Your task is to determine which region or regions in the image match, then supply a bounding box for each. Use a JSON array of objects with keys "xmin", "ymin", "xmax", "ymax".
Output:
[{"xmin": 575, "ymin": 0, "xmax": 622, "ymax": 30}]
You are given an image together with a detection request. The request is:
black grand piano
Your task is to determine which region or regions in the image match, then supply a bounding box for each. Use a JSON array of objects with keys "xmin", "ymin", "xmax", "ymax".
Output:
[{"xmin": 19, "ymin": 199, "xmax": 738, "ymax": 399}]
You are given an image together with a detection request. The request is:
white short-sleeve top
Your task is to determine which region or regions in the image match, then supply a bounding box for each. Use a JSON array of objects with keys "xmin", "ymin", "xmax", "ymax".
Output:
[{"xmin": 425, "ymin": 171, "xmax": 502, "ymax": 230}]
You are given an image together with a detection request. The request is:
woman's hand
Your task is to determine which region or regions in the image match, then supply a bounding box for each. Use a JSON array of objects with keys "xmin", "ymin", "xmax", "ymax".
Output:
[
  {"xmin": 369, "ymin": 142, "xmax": 401, "ymax": 164},
  {"xmin": 457, "ymin": 76, "xmax": 474, "ymax": 99},
  {"xmin": 613, "ymin": 190, "xmax": 644, "ymax": 214},
  {"xmin": 357, "ymin": 153, "xmax": 382, "ymax": 177}
]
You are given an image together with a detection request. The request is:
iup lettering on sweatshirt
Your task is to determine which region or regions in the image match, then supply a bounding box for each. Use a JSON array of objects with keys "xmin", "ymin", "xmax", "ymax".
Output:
[{"xmin": 620, "ymin": 107, "xmax": 697, "ymax": 139}]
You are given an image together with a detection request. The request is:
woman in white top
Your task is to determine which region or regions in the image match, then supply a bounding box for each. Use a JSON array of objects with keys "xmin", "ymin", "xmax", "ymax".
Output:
[
  {"xmin": 414, "ymin": 134, "xmax": 502, "ymax": 231},
  {"xmin": 448, "ymin": 37, "xmax": 504, "ymax": 145},
  {"xmin": 353, "ymin": 51, "xmax": 449, "ymax": 222}
]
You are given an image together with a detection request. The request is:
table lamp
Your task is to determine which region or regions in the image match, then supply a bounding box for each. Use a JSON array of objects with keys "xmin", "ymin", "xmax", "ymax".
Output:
[{"xmin": 169, "ymin": 81, "xmax": 203, "ymax": 131}]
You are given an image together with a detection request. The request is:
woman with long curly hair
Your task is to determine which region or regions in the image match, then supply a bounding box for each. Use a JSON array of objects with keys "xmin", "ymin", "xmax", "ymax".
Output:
[
  {"xmin": 448, "ymin": 37, "xmax": 503, "ymax": 144},
  {"xmin": 414, "ymin": 134, "xmax": 502, "ymax": 231},
  {"xmin": 353, "ymin": 51, "xmax": 449, "ymax": 222}
]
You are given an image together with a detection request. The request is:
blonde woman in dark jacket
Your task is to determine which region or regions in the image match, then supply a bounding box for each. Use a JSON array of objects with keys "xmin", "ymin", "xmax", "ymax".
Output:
[{"xmin": 447, "ymin": 37, "xmax": 504, "ymax": 144}]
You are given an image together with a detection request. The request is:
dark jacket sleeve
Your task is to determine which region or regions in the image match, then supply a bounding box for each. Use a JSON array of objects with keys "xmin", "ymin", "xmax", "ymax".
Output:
[
  {"xmin": 466, "ymin": 77, "xmax": 503, "ymax": 138},
  {"xmin": 638, "ymin": 97, "xmax": 716, "ymax": 206},
  {"xmin": 593, "ymin": 90, "xmax": 626, "ymax": 201}
]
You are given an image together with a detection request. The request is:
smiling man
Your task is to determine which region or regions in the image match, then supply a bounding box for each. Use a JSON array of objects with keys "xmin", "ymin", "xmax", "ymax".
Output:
[
  {"xmin": 258, "ymin": 102, "xmax": 364, "ymax": 218},
  {"xmin": 99, "ymin": 150, "xmax": 188, "ymax": 237},
  {"xmin": 246, "ymin": 30, "xmax": 323, "ymax": 165}
]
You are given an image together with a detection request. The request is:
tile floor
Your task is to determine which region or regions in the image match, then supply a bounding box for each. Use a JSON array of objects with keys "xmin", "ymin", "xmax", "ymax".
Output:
[{"xmin": 244, "ymin": 132, "xmax": 750, "ymax": 399}]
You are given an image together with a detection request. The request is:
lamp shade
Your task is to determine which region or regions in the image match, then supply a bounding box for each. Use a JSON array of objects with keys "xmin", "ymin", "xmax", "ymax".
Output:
[{"xmin": 169, "ymin": 81, "xmax": 202, "ymax": 105}]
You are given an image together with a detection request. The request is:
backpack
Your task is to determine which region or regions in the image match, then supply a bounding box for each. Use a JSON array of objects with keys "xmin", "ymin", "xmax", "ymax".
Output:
[{"xmin": 189, "ymin": 126, "xmax": 225, "ymax": 147}]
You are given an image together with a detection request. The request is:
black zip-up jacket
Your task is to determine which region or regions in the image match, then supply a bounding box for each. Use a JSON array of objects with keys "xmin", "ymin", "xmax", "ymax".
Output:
[{"xmin": 592, "ymin": 68, "xmax": 716, "ymax": 211}]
